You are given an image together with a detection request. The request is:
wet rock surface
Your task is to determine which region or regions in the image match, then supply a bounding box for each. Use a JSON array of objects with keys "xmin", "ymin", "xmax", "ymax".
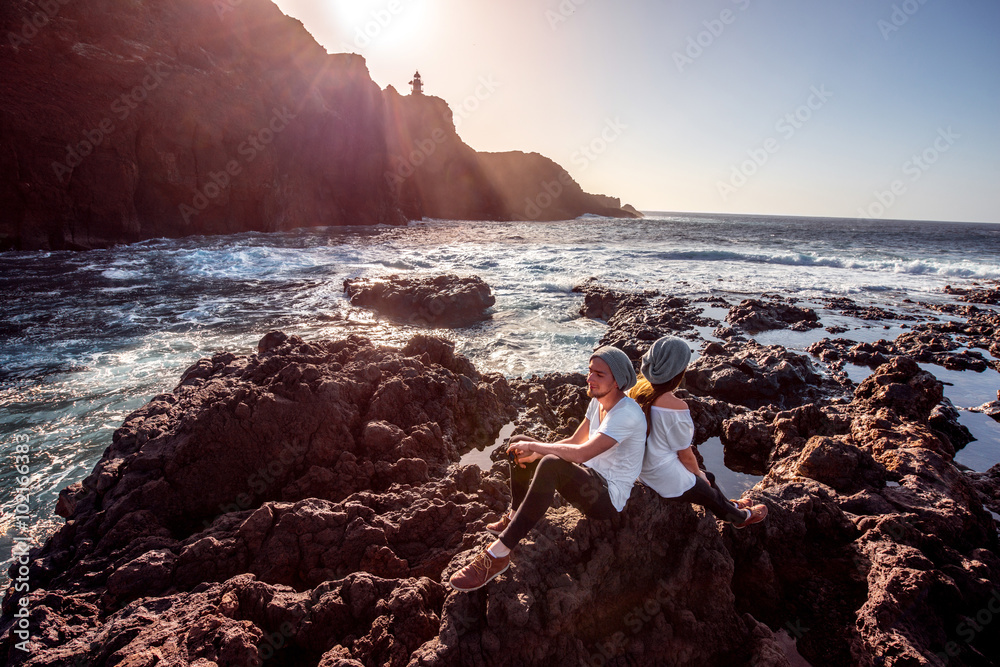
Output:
[
  {"xmin": 1, "ymin": 333, "xmax": 516, "ymax": 664},
  {"xmin": 4, "ymin": 319, "xmax": 1000, "ymax": 666},
  {"xmin": 969, "ymin": 464, "xmax": 1000, "ymax": 517},
  {"xmin": 685, "ymin": 340, "xmax": 842, "ymax": 410},
  {"xmin": 970, "ymin": 392, "xmax": 1000, "ymax": 423},
  {"xmin": 724, "ymin": 360, "xmax": 1000, "ymax": 666},
  {"xmin": 945, "ymin": 281, "xmax": 1000, "ymax": 306},
  {"xmin": 726, "ymin": 298, "xmax": 822, "ymax": 333},
  {"xmin": 344, "ymin": 275, "xmax": 496, "ymax": 328},
  {"xmin": 809, "ymin": 317, "xmax": 1000, "ymax": 375},
  {"xmin": 573, "ymin": 282, "xmax": 715, "ymax": 360},
  {"xmin": 824, "ymin": 297, "xmax": 920, "ymax": 322}
]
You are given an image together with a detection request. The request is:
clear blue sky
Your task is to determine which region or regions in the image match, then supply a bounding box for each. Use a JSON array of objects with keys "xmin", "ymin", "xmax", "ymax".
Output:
[{"xmin": 272, "ymin": 0, "xmax": 1000, "ymax": 223}]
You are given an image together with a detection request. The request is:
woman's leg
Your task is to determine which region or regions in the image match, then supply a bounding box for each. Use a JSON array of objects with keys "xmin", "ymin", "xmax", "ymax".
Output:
[
  {"xmin": 675, "ymin": 475, "xmax": 747, "ymax": 523},
  {"xmin": 498, "ymin": 455, "xmax": 615, "ymax": 549}
]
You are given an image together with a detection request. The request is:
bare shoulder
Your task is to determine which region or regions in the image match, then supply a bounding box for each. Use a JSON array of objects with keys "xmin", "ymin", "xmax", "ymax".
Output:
[{"xmin": 652, "ymin": 392, "xmax": 688, "ymax": 410}]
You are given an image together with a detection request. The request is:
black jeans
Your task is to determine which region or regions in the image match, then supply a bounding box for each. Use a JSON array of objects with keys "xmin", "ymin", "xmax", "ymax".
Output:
[
  {"xmin": 498, "ymin": 454, "xmax": 617, "ymax": 549},
  {"xmin": 671, "ymin": 471, "xmax": 747, "ymax": 523}
]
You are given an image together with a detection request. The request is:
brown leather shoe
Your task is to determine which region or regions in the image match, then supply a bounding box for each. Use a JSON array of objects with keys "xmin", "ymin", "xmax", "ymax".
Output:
[
  {"xmin": 733, "ymin": 503, "xmax": 768, "ymax": 529},
  {"xmin": 486, "ymin": 512, "xmax": 512, "ymax": 536},
  {"xmin": 449, "ymin": 549, "xmax": 510, "ymax": 592},
  {"xmin": 732, "ymin": 498, "xmax": 753, "ymax": 510}
]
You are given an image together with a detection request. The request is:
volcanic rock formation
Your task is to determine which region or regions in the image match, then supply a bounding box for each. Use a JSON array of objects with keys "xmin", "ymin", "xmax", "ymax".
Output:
[
  {"xmin": 343, "ymin": 274, "xmax": 496, "ymax": 328},
  {"xmin": 0, "ymin": 0, "xmax": 638, "ymax": 250},
  {"xmin": 3, "ymin": 328, "xmax": 998, "ymax": 666}
]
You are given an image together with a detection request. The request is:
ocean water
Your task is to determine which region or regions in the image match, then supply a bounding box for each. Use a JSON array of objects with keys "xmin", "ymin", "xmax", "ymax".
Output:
[{"xmin": 2, "ymin": 214, "xmax": 999, "ymax": 575}]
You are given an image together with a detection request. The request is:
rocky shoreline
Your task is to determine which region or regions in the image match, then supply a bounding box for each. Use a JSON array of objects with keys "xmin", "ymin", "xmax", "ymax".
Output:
[{"xmin": 2, "ymin": 285, "xmax": 1000, "ymax": 666}]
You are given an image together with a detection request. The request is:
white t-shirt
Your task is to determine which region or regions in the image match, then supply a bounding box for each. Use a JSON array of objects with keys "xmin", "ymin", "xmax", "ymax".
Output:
[
  {"xmin": 637, "ymin": 407, "xmax": 698, "ymax": 498},
  {"xmin": 583, "ymin": 396, "xmax": 646, "ymax": 511}
]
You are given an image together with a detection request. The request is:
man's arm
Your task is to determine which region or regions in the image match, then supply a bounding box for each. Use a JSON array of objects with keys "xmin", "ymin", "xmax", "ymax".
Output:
[
  {"xmin": 504, "ymin": 416, "xmax": 591, "ymax": 467},
  {"xmin": 508, "ymin": 421, "xmax": 618, "ymax": 465}
]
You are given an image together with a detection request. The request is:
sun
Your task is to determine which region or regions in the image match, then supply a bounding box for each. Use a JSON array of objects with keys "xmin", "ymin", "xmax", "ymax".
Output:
[{"xmin": 319, "ymin": 0, "xmax": 431, "ymax": 56}]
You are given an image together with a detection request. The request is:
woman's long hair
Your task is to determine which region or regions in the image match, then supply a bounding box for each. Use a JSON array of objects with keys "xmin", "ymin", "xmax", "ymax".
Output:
[{"xmin": 628, "ymin": 372, "xmax": 685, "ymax": 436}]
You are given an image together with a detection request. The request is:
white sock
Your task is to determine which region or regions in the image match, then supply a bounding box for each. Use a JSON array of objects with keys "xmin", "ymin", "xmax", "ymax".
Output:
[{"xmin": 487, "ymin": 540, "xmax": 510, "ymax": 558}]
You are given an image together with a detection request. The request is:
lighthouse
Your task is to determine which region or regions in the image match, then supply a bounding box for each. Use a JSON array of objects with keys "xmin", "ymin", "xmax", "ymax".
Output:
[{"xmin": 409, "ymin": 71, "xmax": 423, "ymax": 95}]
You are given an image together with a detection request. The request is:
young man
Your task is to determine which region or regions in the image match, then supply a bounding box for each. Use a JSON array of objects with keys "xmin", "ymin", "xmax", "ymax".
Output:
[{"xmin": 449, "ymin": 346, "xmax": 647, "ymax": 592}]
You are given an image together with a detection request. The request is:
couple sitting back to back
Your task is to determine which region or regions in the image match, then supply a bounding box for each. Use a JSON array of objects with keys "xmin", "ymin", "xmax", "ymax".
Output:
[{"xmin": 449, "ymin": 337, "xmax": 767, "ymax": 592}]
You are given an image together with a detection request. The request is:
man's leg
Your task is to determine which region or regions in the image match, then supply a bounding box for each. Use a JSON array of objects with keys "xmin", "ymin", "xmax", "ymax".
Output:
[
  {"xmin": 509, "ymin": 457, "xmax": 540, "ymax": 512},
  {"xmin": 498, "ymin": 454, "xmax": 615, "ymax": 549},
  {"xmin": 486, "ymin": 455, "xmax": 538, "ymax": 535},
  {"xmin": 450, "ymin": 455, "xmax": 616, "ymax": 591}
]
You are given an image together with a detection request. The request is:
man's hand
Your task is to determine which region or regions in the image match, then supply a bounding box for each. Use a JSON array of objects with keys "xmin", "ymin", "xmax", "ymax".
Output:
[{"xmin": 507, "ymin": 437, "xmax": 543, "ymax": 468}]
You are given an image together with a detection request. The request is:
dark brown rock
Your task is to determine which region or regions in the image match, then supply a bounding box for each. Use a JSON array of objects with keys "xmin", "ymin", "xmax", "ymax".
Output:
[
  {"xmin": 970, "ymin": 393, "xmax": 1000, "ymax": 423},
  {"xmin": 571, "ymin": 280, "xmax": 660, "ymax": 321},
  {"xmin": 807, "ymin": 338, "xmax": 892, "ymax": 371},
  {"xmin": 682, "ymin": 391, "xmax": 747, "ymax": 445},
  {"xmin": 0, "ymin": 0, "xmax": 405, "ymax": 250},
  {"xmin": 0, "ymin": 0, "xmax": 637, "ymax": 250},
  {"xmin": 853, "ymin": 357, "xmax": 942, "ymax": 423},
  {"xmin": 507, "ymin": 372, "xmax": 589, "ymax": 444},
  {"xmin": 726, "ymin": 298, "xmax": 821, "ymax": 334},
  {"xmin": 572, "ymin": 283, "xmax": 716, "ymax": 359},
  {"xmin": 343, "ymin": 274, "xmax": 495, "ymax": 328},
  {"xmin": 722, "ymin": 410, "xmax": 777, "ymax": 474},
  {"xmin": 824, "ymin": 297, "xmax": 919, "ymax": 322},
  {"xmin": 424, "ymin": 487, "xmax": 789, "ymax": 667},
  {"xmin": 810, "ymin": 312, "xmax": 1000, "ymax": 375},
  {"xmin": 4, "ymin": 326, "xmax": 999, "ymax": 667},
  {"xmin": 944, "ymin": 281, "xmax": 1000, "ymax": 306},
  {"xmin": 968, "ymin": 463, "xmax": 1000, "ymax": 517},
  {"xmin": 928, "ymin": 398, "xmax": 976, "ymax": 451},
  {"xmin": 685, "ymin": 340, "xmax": 838, "ymax": 410},
  {"xmin": 794, "ymin": 436, "xmax": 886, "ymax": 494}
]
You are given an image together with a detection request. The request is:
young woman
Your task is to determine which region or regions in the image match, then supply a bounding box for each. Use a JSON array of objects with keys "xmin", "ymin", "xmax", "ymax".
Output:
[{"xmin": 630, "ymin": 336, "xmax": 767, "ymax": 527}]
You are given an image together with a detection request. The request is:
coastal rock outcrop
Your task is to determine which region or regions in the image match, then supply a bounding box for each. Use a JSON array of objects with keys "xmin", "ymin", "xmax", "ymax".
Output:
[
  {"xmin": 824, "ymin": 297, "xmax": 920, "ymax": 322},
  {"xmin": 0, "ymin": 0, "xmax": 404, "ymax": 250},
  {"xmin": 970, "ymin": 392, "xmax": 1000, "ymax": 423},
  {"xmin": 421, "ymin": 486, "xmax": 788, "ymax": 667},
  {"xmin": 0, "ymin": 333, "xmax": 785, "ymax": 666},
  {"xmin": 382, "ymin": 89, "xmax": 641, "ymax": 224},
  {"xmin": 724, "ymin": 358, "xmax": 1000, "ymax": 666},
  {"xmin": 343, "ymin": 274, "xmax": 495, "ymax": 328},
  {"xmin": 809, "ymin": 319, "xmax": 997, "ymax": 374},
  {"xmin": 0, "ymin": 0, "xmax": 638, "ymax": 250},
  {"xmin": 572, "ymin": 282, "xmax": 716, "ymax": 360},
  {"xmin": 685, "ymin": 340, "xmax": 841, "ymax": 410},
  {"xmin": 969, "ymin": 463, "xmax": 1000, "ymax": 517},
  {"xmin": 572, "ymin": 280, "xmax": 662, "ymax": 322},
  {"xmin": 944, "ymin": 281, "xmax": 1000, "ymax": 306},
  {"xmin": 3, "ymin": 330, "xmax": 999, "ymax": 667},
  {"xmin": 726, "ymin": 298, "xmax": 822, "ymax": 334}
]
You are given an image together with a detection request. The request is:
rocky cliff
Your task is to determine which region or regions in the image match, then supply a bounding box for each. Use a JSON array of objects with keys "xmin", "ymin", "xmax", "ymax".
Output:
[
  {"xmin": 383, "ymin": 87, "xmax": 639, "ymax": 223},
  {"xmin": 0, "ymin": 0, "xmax": 638, "ymax": 251}
]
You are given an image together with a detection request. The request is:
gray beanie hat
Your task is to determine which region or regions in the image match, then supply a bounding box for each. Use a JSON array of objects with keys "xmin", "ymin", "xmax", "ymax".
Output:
[
  {"xmin": 591, "ymin": 345, "xmax": 637, "ymax": 391},
  {"xmin": 641, "ymin": 336, "xmax": 691, "ymax": 385}
]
